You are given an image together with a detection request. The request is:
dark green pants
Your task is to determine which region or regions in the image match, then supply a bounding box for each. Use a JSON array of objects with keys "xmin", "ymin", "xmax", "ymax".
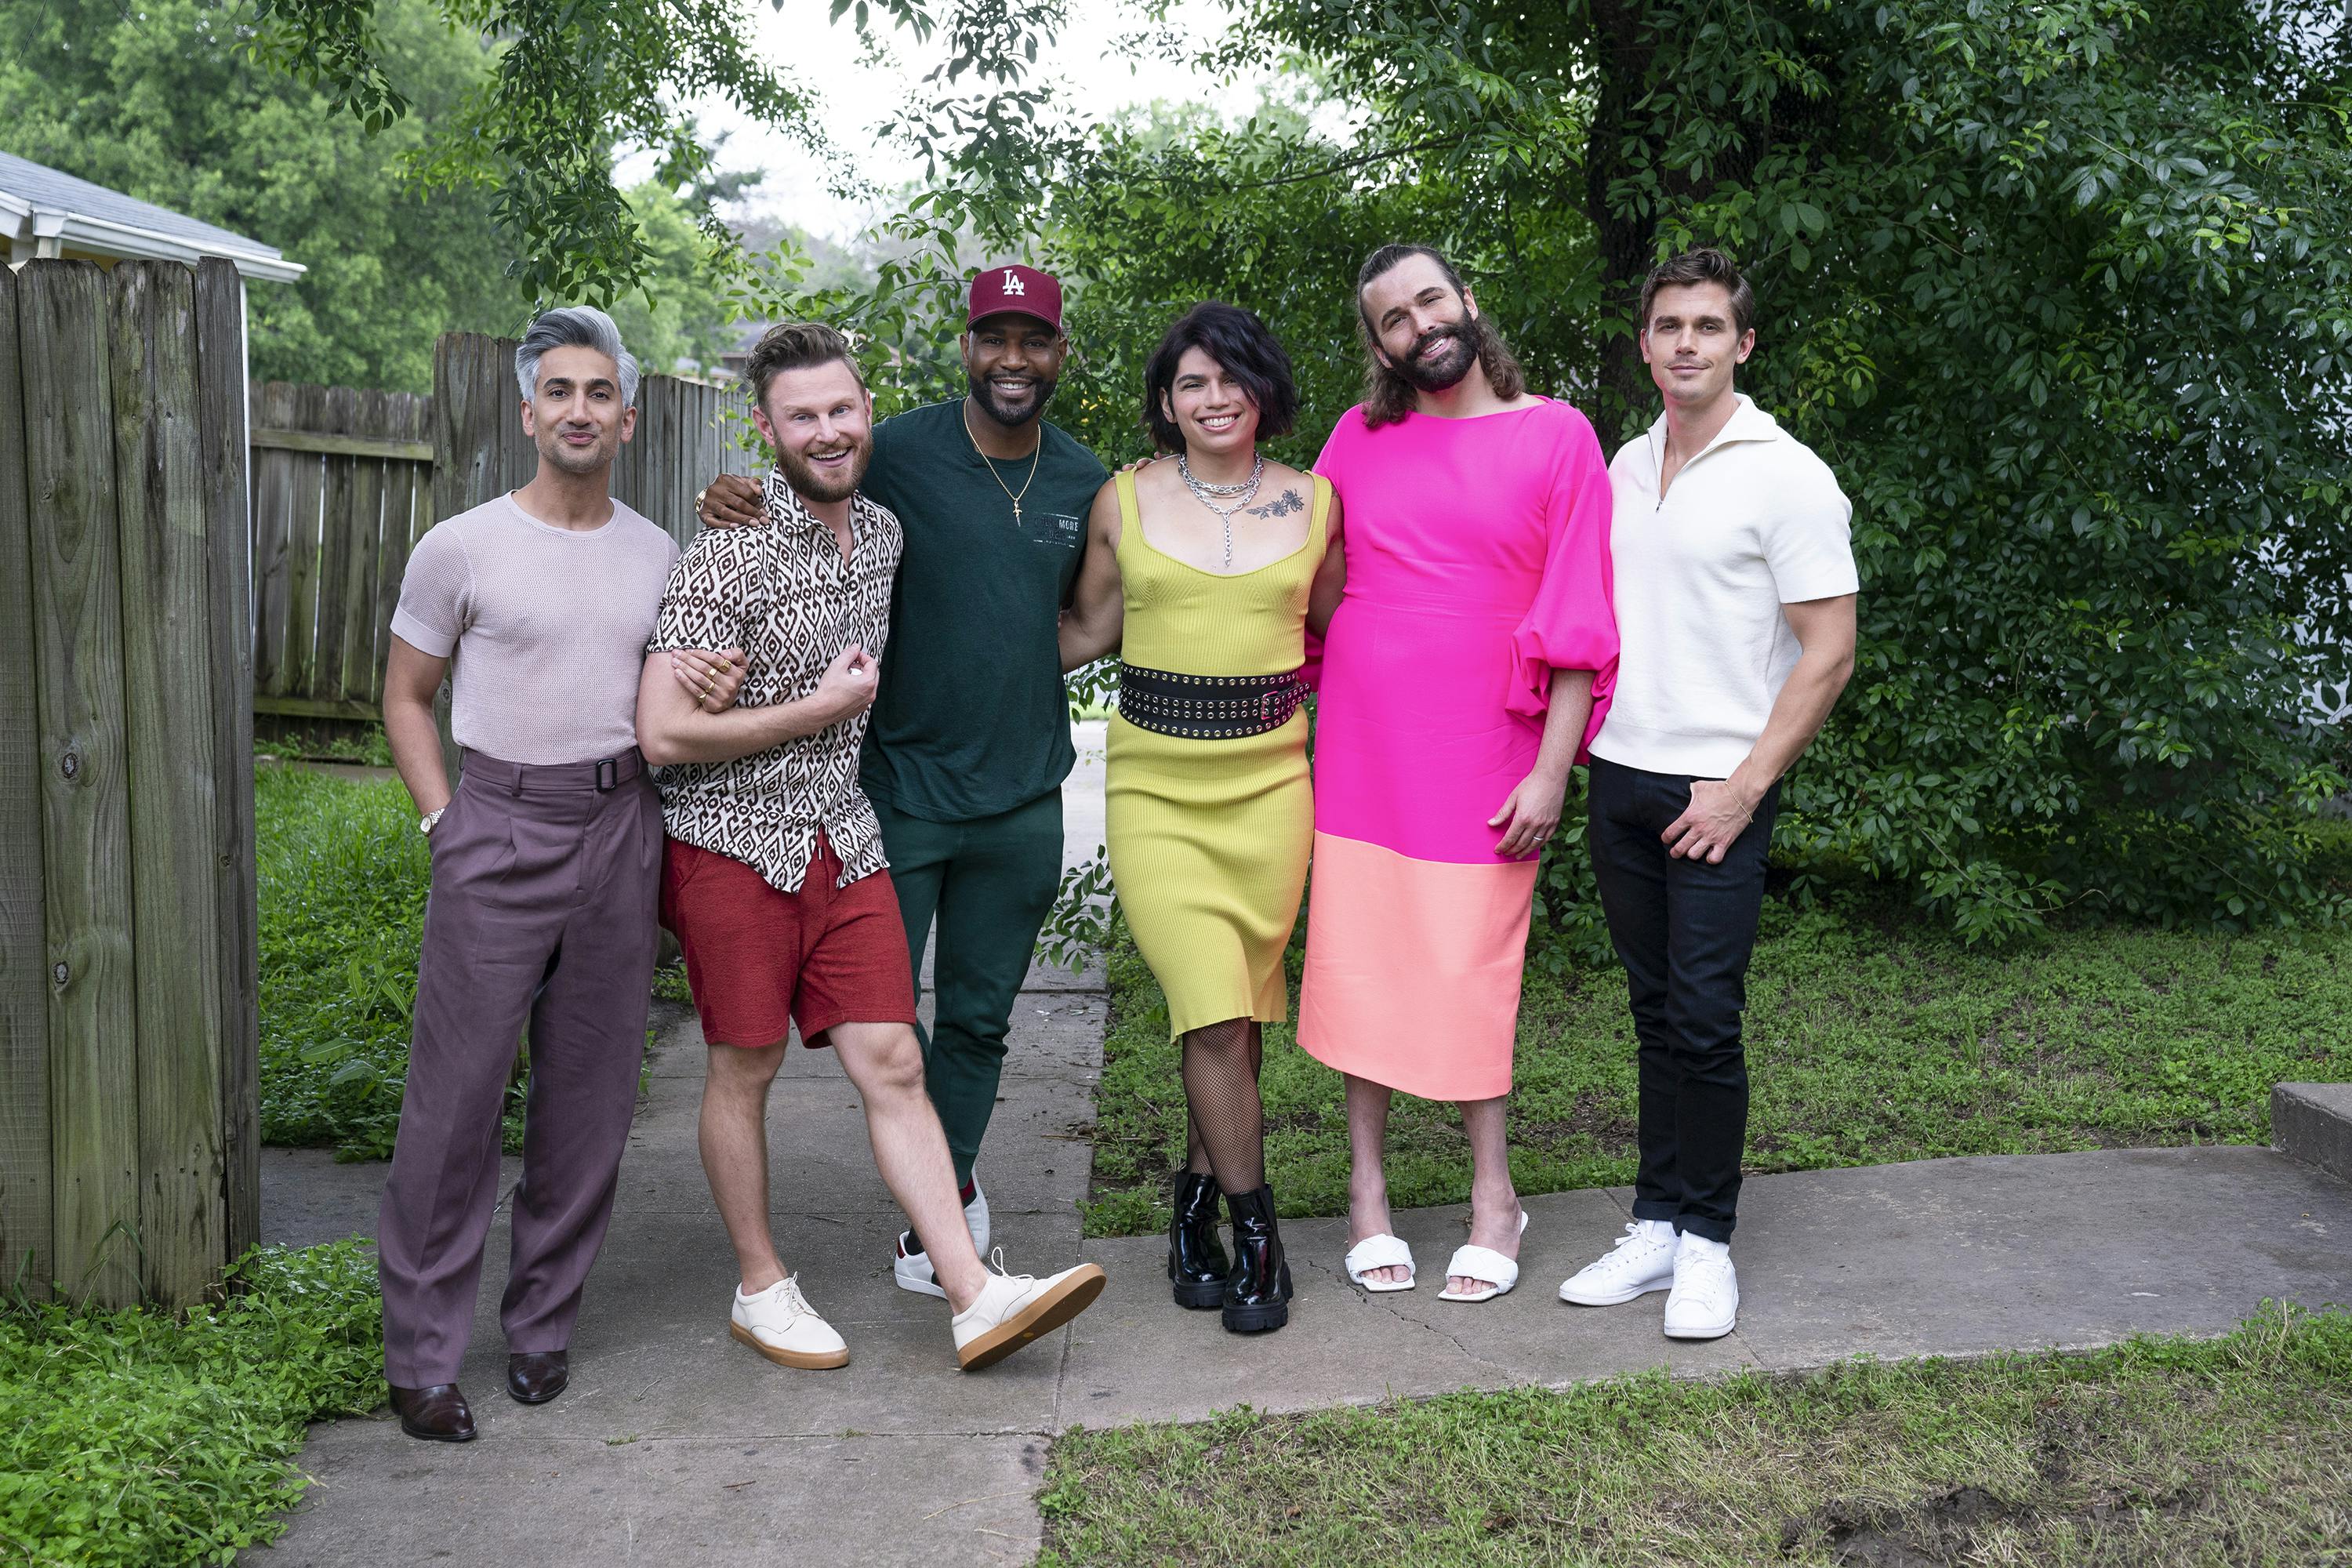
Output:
[{"xmin": 876, "ymin": 790, "xmax": 1064, "ymax": 1188}]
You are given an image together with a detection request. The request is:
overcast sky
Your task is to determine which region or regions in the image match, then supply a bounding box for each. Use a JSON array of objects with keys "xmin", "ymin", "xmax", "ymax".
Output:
[{"xmin": 670, "ymin": 0, "xmax": 1289, "ymax": 240}]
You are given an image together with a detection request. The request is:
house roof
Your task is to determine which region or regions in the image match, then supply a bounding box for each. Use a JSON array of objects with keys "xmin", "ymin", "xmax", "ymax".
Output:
[{"xmin": 0, "ymin": 151, "xmax": 304, "ymax": 282}]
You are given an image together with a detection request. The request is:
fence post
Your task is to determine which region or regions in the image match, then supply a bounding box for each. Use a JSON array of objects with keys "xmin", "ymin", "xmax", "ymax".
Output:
[
  {"xmin": 194, "ymin": 260, "xmax": 259, "ymax": 1268},
  {"xmin": 0, "ymin": 263, "xmax": 50, "ymax": 1294},
  {"xmin": 20, "ymin": 260, "xmax": 140, "ymax": 1307},
  {"xmin": 109, "ymin": 260, "xmax": 230, "ymax": 1304}
]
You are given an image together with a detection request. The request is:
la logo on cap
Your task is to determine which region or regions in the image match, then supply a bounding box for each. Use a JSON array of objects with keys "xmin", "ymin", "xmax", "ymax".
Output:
[{"xmin": 967, "ymin": 263, "xmax": 1064, "ymax": 332}]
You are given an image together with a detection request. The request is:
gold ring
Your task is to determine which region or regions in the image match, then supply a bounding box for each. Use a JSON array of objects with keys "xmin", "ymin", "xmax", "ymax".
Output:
[{"xmin": 695, "ymin": 487, "xmax": 708, "ymax": 511}]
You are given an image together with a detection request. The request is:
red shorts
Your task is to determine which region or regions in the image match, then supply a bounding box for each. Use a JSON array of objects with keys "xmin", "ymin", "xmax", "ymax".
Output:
[{"xmin": 659, "ymin": 834, "xmax": 916, "ymax": 1048}]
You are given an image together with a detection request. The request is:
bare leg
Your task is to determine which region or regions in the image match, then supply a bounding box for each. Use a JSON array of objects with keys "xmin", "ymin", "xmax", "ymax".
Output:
[
  {"xmin": 1344, "ymin": 1074, "xmax": 1408, "ymax": 1285},
  {"xmin": 701, "ymin": 1043, "xmax": 789, "ymax": 1294},
  {"xmin": 1448, "ymin": 1094, "xmax": 1523, "ymax": 1295},
  {"xmin": 828, "ymin": 1022, "xmax": 988, "ymax": 1311}
]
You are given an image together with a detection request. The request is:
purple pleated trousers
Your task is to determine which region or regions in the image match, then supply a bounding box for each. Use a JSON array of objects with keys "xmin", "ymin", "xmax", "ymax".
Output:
[{"xmin": 376, "ymin": 749, "xmax": 660, "ymax": 1387}]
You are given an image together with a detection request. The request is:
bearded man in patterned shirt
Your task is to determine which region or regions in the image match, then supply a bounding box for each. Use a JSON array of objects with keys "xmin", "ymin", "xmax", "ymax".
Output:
[{"xmin": 634, "ymin": 321, "xmax": 1104, "ymax": 1372}]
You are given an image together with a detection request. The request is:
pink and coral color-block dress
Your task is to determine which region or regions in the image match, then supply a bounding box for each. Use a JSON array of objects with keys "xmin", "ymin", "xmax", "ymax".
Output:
[{"xmin": 1300, "ymin": 398, "xmax": 1618, "ymax": 1102}]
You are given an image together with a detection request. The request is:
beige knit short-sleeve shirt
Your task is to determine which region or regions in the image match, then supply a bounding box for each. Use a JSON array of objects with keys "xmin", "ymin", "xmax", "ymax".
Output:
[{"xmin": 390, "ymin": 492, "xmax": 680, "ymax": 765}]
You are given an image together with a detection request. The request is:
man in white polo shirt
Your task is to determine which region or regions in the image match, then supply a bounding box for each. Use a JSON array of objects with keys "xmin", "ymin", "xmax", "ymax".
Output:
[{"xmin": 1558, "ymin": 248, "xmax": 1859, "ymax": 1341}]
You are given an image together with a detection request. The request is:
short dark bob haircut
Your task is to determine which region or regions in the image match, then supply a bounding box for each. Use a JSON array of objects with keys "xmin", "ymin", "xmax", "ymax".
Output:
[{"xmin": 1141, "ymin": 302, "xmax": 1298, "ymax": 454}]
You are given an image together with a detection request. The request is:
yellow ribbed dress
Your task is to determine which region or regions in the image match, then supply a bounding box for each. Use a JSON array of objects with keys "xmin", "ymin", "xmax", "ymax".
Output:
[{"xmin": 1106, "ymin": 469, "xmax": 1329, "ymax": 1040}]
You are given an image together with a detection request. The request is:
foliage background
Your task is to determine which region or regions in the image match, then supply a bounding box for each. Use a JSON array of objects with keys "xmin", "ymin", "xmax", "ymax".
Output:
[{"xmin": 837, "ymin": 0, "xmax": 2352, "ymax": 950}]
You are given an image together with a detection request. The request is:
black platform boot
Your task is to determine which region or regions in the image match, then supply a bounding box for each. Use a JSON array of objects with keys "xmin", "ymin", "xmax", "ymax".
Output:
[
  {"xmin": 1221, "ymin": 1185, "xmax": 1292, "ymax": 1334},
  {"xmin": 1167, "ymin": 1170, "xmax": 1230, "ymax": 1309}
]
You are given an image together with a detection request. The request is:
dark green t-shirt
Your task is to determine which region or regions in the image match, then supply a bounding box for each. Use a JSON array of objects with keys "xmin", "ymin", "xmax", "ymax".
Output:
[{"xmin": 858, "ymin": 398, "xmax": 1108, "ymax": 822}]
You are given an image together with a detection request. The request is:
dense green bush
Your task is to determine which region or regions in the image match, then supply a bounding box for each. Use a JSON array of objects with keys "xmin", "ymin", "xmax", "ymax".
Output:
[{"xmin": 0, "ymin": 1242, "xmax": 383, "ymax": 1567}]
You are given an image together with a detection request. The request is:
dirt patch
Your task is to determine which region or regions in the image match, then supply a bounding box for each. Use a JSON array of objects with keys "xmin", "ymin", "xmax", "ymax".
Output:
[{"xmin": 1785, "ymin": 1485, "xmax": 2024, "ymax": 1566}]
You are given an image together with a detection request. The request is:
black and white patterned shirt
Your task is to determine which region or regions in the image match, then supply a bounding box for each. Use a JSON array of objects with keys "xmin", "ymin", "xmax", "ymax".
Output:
[{"xmin": 648, "ymin": 468, "xmax": 902, "ymax": 892}]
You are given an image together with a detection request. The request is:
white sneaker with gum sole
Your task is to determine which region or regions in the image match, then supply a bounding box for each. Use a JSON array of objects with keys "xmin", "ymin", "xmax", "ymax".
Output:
[
  {"xmin": 730, "ymin": 1276, "xmax": 850, "ymax": 1370},
  {"xmin": 950, "ymin": 1250, "xmax": 1107, "ymax": 1371}
]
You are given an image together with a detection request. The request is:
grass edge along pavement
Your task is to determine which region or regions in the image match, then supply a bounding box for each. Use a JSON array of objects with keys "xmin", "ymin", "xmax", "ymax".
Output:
[
  {"xmin": 0, "ymin": 1242, "xmax": 383, "ymax": 1568},
  {"xmin": 1081, "ymin": 876, "xmax": 2352, "ymax": 1238},
  {"xmin": 1034, "ymin": 1301, "xmax": 2352, "ymax": 1567}
]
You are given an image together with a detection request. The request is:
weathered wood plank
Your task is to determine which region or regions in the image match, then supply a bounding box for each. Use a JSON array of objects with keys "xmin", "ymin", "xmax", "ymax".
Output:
[
  {"xmin": 253, "ymin": 694, "xmax": 382, "ymax": 722},
  {"xmin": 249, "ymin": 382, "xmax": 297, "ymax": 694},
  {"xmin": 249, "ymin": 427, "xmax": 434, "ymax": 462},
  {"xmin": 332, "ymin": 390, "xmax": 386, "ymax": 700},
  {"xmin": 20, "ymin": 261, "xmax": 140, "ymax": 1306},
  {"xmin": 433, "ymin": 333, "xmax": 532, "ymax": 521},
  {"xmin": 279, "ymin": 383, "xmax": 328, "ymax": 699},
  {"xmin": 311, "ymin": 384, "xmax": 361, "ymax": 706},
  {"xmin": 194, "ymin": 261, "xmax": 258, "ymax": 1269},
  {"xmin": 110, "ymin": 260, "xmax": 228, "ymax": 1305},
  {"xmin": 371, "ymin": 453, "xmax": 424, "ymax": 706},
  {"xmin": 0, "ymin": 260, "xmax": 51, "ymax": 1294}
]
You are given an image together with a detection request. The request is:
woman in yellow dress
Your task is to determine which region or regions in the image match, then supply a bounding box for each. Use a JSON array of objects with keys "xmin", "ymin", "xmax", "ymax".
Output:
[{"xmin": 1060, "ymin": 302, "xmax": 1342, "ymax": 1334}]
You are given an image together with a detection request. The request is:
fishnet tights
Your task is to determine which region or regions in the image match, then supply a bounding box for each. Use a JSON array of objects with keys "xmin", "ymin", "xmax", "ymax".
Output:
[{"xmin": 1181, "ymin": 1018, "xmax": 1265, "ymax": 1194}]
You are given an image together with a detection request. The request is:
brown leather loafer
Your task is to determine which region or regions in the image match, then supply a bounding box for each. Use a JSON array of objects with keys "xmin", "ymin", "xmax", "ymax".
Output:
[
  {"xmin": 389, "ymin": 1383, "xmax": 476, "ymax": 1442},
  {"xmin": 506, "ymin": 1349, "xmax": 570, "ymax": 1405}
]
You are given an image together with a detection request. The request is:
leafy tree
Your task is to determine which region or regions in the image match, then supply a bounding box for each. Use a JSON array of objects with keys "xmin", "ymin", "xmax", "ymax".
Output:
[
  {"xmin": 249, "ymin": 0, "xmax": 1057, "ymax": 302},
  {"xmin": 0, "ymin": 0, "xmax": 518, "ymax": 390}
]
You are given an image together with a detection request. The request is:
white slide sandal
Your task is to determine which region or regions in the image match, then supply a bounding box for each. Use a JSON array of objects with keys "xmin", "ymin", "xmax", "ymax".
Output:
[
  {"xmin": 1345, "ymin": 1232, "xmax": 1417, "ymax": 1293},
  {"xmin": 1439, "ymin": 1208, "xmax": 1530, "ymax": 1303}
]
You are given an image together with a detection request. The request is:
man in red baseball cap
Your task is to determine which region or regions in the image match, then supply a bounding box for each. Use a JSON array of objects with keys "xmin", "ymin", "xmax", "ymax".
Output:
[{"xmin": 692, "ymin": 268, "xmax": 1108, "ymax": 1298}]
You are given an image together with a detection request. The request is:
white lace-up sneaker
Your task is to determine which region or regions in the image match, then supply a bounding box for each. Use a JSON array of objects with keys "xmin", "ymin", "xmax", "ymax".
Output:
[
  {"xmin": 950, "ymin": 1249, "xmax": 1107, "ymax": 1371},
  {"xmin": 892, "ymin": 1174, "xmax": 993, "ymax": 1298},
  {"xmin": 730, "ymin": 1275, "xmax": 850, "ymax": 1369},
  {"xmin": 1661, "ymin": 1234, "xmax": 1739, "ymax": 1340},
  {"xmin": 1559, "ymin": 1218, "xmax": 1679, "ymax": 1306}
]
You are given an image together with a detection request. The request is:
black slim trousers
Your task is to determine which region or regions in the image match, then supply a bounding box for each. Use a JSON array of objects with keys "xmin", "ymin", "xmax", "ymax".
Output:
[{"xmin": 1586, "ymin": 756, "xmax": 1780, "ymax": 1244}]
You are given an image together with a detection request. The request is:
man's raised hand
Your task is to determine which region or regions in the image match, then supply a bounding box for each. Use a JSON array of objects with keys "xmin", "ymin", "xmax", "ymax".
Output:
[{"xmin": 696, "ymin": 474, "xmax": 764, "ymax": 529}]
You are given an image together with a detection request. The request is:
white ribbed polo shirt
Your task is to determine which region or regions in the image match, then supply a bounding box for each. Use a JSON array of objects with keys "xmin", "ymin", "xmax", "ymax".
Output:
[{"xmin": 1589, "ymin": 394, "xmax": 1857, "ymax": 779}]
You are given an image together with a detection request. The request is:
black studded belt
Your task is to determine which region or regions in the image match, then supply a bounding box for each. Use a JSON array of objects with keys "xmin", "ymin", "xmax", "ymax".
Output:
[{"xmin": 1116, "ymin": 665, "xmax": 1308, "ymax": 739}]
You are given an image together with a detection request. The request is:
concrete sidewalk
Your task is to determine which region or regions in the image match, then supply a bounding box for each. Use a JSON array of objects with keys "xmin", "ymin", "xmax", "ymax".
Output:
[{"xmin": 248, "ymin": 723, "xmax": 2352, "ymax": 1565}]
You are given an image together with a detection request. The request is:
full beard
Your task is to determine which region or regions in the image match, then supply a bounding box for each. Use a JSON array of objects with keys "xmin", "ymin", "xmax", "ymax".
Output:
[
  {"xmin": 1396, "ymin": 321, "xmax": 1479, "ymax": 394},
  {"xmin": 779, "ymin": 435, "xmax": 873, "ymax": 504},
  {"xmin": 967, "ymin": 368, "xmax": 1058, "ymax": 427}
]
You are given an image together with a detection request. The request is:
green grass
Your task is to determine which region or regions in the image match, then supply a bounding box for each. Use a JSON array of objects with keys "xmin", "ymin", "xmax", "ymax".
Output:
[
  {"xmin": 257, "ymin": 768, "xmax": 433, "ymax": 1159},
  {"xmin": 0, "ymin": 1242, "xmax": 385, "ymax": 1568},
  {"xmin": 1083, "ymin": 891, "xmax": 2352, "ymax": 1236},
  {"xmin": 1036, "ymin": 1304, "xmax": 2352, "ymax": 1567}
]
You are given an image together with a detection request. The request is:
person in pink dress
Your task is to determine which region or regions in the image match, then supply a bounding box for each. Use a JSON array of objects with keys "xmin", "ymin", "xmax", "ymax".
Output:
[{"xmin": 1304, "ymin": 244, "xmax": 1618, "ymax": 1302}]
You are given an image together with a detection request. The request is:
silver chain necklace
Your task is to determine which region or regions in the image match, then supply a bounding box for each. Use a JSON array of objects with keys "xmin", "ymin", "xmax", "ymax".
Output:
[{"xmin": 1177, "ymin": 451, "xmax": 1265, "ymax": 571}]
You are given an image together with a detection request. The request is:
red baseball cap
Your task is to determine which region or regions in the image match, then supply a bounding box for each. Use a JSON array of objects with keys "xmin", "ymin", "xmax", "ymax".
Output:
[{"xmin": 967, "ymin": 263, "xmax": 1064, "ymax": 332}]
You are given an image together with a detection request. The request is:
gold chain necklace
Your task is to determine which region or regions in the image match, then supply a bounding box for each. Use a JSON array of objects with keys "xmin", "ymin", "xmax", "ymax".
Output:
[{"xmin": 961, "ymin": 400, "xmax": 1044, "ymax": 527}]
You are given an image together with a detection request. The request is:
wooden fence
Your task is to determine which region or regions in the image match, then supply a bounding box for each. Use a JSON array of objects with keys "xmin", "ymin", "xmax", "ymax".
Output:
[
  {"xmin": 250, "ymin": 384, "xmax": 431, "ymax": 722},
  {"xmin": 1, "ymin": 258, "xmax": 258, "ymax": 1308},
  {"xmin": 256, "ymin": 336, "xmax": 754, "ymax": 720}
]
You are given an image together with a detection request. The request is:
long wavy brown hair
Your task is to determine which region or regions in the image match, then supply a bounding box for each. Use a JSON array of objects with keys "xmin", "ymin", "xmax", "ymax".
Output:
[{"xmin": 1355, "ymin": 244, "xmax": 1526, "ymax": 428}]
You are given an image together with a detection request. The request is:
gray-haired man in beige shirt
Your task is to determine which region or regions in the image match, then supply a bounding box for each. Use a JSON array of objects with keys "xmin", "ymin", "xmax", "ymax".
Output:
[{"xmin": 376, "ymin": 307, "xmax": 743, "ymax": 1443}]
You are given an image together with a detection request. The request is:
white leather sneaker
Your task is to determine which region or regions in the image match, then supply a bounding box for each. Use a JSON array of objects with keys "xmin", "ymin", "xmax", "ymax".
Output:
[
  {"xmin": 950, "ymin": 1250, "xmax": 1107, "ymax": 1370},
  {"xmin": 1661, "ymin": 1235, "xmax": 1739, "ymax": 1340},
  {"xmin": 892, "ymin": 1175, "xmax": 992, "ymax": 1299},
  {"xmin": 730, "ymin": 1276, "xmax": 850, "ymax": 1369},
  {"xmin": 1559, "ymin": 1219, "xmax": 1679, "ymax": 1306}
]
